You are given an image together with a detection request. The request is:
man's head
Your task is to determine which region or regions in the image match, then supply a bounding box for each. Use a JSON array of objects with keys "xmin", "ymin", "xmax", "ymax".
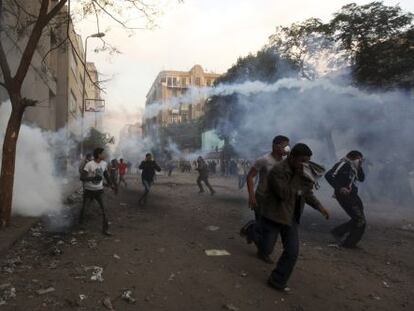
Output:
[
  {"xmin": 120, "ymin": 158, "xmax": 124, "ymax": 163},
  {"xmin": 86, "ymin": 153, "xmax": 92, "ymax": 161},
  {"xmin": 288, "ymin": 143, "xmax": 313, "ymax": 171},
  {"xmin": 93, "ymin": 148, "xmax": 105, "ymax": 161},
  {"xmin": 272, "ymin": 135, "xmax": 290, "ymax": 158},
  {"xmin": 197, "ymin": 156, "xmax": 204, "ymax": 163},
  {"xmin": 145, "ymin": 153, "xmax": 152, "ymax": 161},
  {"xmin": 346, "ymin": 150, "xmax": 364, "ymax": 167}
]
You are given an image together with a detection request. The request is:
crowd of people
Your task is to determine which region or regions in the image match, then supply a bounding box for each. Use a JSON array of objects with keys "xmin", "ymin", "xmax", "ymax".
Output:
[{"xmin": 78, "ymin": 135, "xmax": 367, "ymax": 293}]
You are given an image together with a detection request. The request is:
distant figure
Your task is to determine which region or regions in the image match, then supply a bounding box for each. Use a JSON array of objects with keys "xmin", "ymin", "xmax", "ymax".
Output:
[
  {"xmin": 109, "ymin": 159, "xmax": 119, "ymax": 194},
  {"xmin": 138, "ymin": 153, "xmax": 161, "ymax": 205},
  {"xmin": 196, "ymin": 156, "xmax": 215, "ymax": 195},
  {"xmin": 325, "ymin": 150, "xmax": 366, "ymax": 248},
  {"xmin": 79, "ymin": 148, "xmax": 114, "ymax": 236},
  {"xmin": 118, "ymin": 158, "xmax": 128, "ymax": 188}
]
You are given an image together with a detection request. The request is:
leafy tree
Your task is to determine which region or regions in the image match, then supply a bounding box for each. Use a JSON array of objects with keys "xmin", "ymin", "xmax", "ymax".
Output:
[{"xmin": 0, "ymin": 0, "xmax": 171, "ymax": 226}]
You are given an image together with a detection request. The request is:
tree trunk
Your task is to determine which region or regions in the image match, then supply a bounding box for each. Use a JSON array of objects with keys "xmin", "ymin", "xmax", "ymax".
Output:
[{"xmin": 0, "ymin": 97, "xmax": 24, "ymax": 227}]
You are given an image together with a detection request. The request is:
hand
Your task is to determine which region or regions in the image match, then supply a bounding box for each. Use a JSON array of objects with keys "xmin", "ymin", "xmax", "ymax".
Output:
[
  {"xmin": 319, "ymin": 206, "xmax": 330, "ymax": 220},
  {"xmin": 339, "ymin": 187, "xmax": 351, "ymax": 195},
  {"xmin": 248, "ymin": 194, "xmax": 257, "ymax": 210}
]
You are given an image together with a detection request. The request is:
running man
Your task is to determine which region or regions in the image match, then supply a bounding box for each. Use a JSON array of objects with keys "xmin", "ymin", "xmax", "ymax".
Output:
[
  {"xmin": 79, "ymin": 147, "xmax": 114, "ymax": 236},
  {"xmin": 118, "ymin": 158, "xmax": 128, "ymax": 188},
  {"xmin": 138, "ymin": 153, "xmax": 161, "ymax": 205},
  {"xmin": 196, "ymin": 156, "xmax": 216, "ymax": 195}
]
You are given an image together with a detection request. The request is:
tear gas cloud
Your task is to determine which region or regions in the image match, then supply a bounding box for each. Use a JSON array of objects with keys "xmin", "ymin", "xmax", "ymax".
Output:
[
  {"xmin": 0, "ymin": 102, "xmax": 66, "ymax": 217},
  {"xmin": 147, "ymin": 75, "xmax": 414, "ymax": 205}
]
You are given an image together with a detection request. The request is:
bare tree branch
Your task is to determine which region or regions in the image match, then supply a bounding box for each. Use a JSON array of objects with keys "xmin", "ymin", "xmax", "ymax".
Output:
[{"xmin": 92, "ymin": 0, "xmax": 146, "ymax": 30}]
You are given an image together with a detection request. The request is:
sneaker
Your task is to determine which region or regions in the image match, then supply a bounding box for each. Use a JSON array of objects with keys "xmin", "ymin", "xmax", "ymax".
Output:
[
  {"xmin": 330, "ymin": 230, "xmax": 343, "ymax": 244},
  {"xmin": 240, "ymin": 220, "xmax": 255, "ymax": 237},
  {"xmin": 102, "ymin": 230, "xmax": 113, "ymax": 237},
  {"xmin": 257, "ymin": 252, "xmax": 274, "ymax": 264},
  {"xmin": 267, "ymin": 278, "xmax": 290, "ymax": 292}
]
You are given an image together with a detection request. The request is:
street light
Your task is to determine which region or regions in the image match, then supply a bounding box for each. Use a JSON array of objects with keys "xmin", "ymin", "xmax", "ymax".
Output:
[{"xmin": 80, "ymin": 32, "xmax": 105, "ymax": 158}]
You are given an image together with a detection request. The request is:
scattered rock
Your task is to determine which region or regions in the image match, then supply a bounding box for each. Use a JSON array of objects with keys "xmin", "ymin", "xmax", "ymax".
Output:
[
  {"xmin": 223, "ymin": 303, "xmax": 239, "ymax": 311},
  {"xmin": 240, "ymin": 271, "xmax": 248, "ymax": 277},
  {"xmin": 87, "ymin": 240, "xmax": 98, "ymax": 249},
  {"xmin": 85, "ymin": 266, "xmax": 104, "ymax": 282},
  {"xmin": 121, "ymin": 290, "xmax": 136, "ymax": 304},
  {"xmin": 168, "ymin": 273, "xmax": 175, "ymax": 281},
  {"xmin": 206, "ymin": 225, "xmax": 220, "ymax": 231},
  {"xmin": 113, "ymin": 254, "xmax": 121, "ymax": 260},
  {"xmin": 400, "ymin": 224, "xmax": 414, "ymax": 232},
  {"xmin": 36, "ymin": 287, "xmax": 55, "ymax": 295},
  {"xmin": 102, "ymin": 297, "xmax": 114, "ymax": 310}
]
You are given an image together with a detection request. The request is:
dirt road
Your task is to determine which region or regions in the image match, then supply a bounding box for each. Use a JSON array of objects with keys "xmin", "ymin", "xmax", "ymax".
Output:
[{"xmin": 1, "ymin": 173, "xmax": 413, "ymax": 310}]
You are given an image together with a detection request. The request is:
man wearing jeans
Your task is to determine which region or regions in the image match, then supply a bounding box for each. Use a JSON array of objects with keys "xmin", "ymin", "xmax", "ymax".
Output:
[
  {"xmin": 80, "ymin": 148, "xmax": 113, "ymax": 236},
  {"xmin": 249, "ymin": 143, "xmax": 330, "ymax": 291},
  {"xmin": 138, "ymin": 153, "xmax": 161, "ymax": 205}
]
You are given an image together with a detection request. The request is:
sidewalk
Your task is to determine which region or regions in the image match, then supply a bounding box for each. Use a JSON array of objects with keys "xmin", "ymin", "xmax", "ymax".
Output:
[{"xmin": 0, "ymin": 178, "xmax": 81, "ymax": 256}]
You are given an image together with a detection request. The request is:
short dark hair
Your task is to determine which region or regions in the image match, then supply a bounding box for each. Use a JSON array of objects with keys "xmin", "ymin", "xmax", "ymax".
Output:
[
  {"xmin": 86, "ymin": 153, "xmax": 92, "ymax": 159},
  {"xmin": 120, "ymin": 158, "xmax": 124, "ymax": 162},
  {"xmin": 347, "ymin": 150, "xmax": 363, "ymax": 160},
  {"xmin": 93, "ymin": 147, "xmax": 104, "ymax": 159},
  {"xmin": 273, "ymin": 135, "xmax": 289, "ymax": 145},
  {"xmin": 146, "ymin": 153, "xmax": 151, "ymax": 157},
  {"xmin": 290, "ymin": 143, "xmax": 312, "ymax": 158}
]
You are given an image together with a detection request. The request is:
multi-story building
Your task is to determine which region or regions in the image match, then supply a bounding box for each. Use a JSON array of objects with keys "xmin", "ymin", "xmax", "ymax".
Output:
[
  {"xmin": 144, "ymin": 65, "xmax": 221, "ymax": 135},
  {"xmin": 0, "ymin": 0, "xmax": 58, "ymax": 131}
]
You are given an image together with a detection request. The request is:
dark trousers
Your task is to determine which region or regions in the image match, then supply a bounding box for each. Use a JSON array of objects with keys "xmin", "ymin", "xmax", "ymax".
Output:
[
  {"xmin": 79, "ymin": 189, "xmax": 109, "ymax": 232},
  {"xmin": 118, "ymin": 174, "xmax": 127, "ymax": 187},
  {"xmin": 238, "ymin": 175, "xmax": 246, "ymax": 189},
  {"xmin": 139, "ymin": 179, "xmax": 152, "ymax": 204},
  {"xmin": 197, "ymin": 176, "xmax": 214, "ymax": 193},
  {"xmin": 332, "ymin": 193, "xmax": 366, "ymax": 247},
  {"xmin": 248, "ymin": 217, "xmax": 299, "ymax": 287}
]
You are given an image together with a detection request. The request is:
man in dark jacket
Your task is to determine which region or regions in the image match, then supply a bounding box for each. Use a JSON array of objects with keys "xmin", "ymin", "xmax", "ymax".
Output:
[
  {"xmin": 251, "ymin": 143, "xmax": 330, "ymax": 291},
  {"xmin": 196, "ymin": 156, "xmax": 215, "ymax": 195},
  {"xmin": 138, "ymin": 153, "xmax": 161, "ymax": 205},
  {"xmin": 326, "ymin": 150, "xmax": 366, "ymax": 248}
]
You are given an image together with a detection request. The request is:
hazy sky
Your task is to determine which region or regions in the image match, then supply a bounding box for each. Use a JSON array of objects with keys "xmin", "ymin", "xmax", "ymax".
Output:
[{"xmin": 76, "ymin": 0, "xmax": 414, "ymax": 137}]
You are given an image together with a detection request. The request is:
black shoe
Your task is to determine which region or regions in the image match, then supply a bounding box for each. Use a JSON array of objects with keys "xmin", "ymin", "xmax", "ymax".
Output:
[
  {"xmin": 210, "ymin": 190, "xmax": 216, "ymax": 196},
  {"xmin": 330, "ymin": 230, "xmax": 343, "ymax": 243},
  {"xmin": 240, "ymin": 220, "xmax": 255, "ymax": 243},
  {"xmin": 103, "ymin": 230, "xmax": 113, "ymax": 236},
  {"xmin": 267, "ymin": 278, "xmax": 290, "ymax": 292},
  {"xmin": 257, "ymin": 252, "xmax": 274, "ymax": 264}
]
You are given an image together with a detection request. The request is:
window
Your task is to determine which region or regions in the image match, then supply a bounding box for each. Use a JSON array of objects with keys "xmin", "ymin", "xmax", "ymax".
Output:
[
  {"xmin": 70, "ymin": 49, "xmax": 78, "ymax": 74},
  {"xmin": 69, "ymin": 90, "xmax": 78, "ymax": 113},
  {"xmin": 161, "ymin": 77, "xmax": 166, "ymax": 84},
  {"xmin": 195, "ymin": 77, "xmax": 201, "ymax": 86},
  {"xmin": 167, "ymin": 77, "xmax": 172, "ymax": 87},
  {"xmin": 181, "ymin": 77, "xmax": 187, "ymax": 86},
  {"xmin": 172, "ymin": 77, "xmax": 177, "ymax": 87}
]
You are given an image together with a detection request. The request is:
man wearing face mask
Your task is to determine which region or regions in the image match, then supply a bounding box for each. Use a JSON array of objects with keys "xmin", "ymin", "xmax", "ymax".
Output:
[
  {"xmin": 263, "ymin": 143, "xmax": 330, "ymax": 291},
  {"xmin": 240, "ymin": 135, "xmax": 291, "ymax": 264},
  {"xmin": 326, "ymin": 150, "xmax": 366, "ymax": 248}
]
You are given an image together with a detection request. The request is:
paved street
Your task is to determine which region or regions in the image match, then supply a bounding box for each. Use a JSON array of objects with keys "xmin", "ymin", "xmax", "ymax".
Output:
[{"xmin": 1, "ymin": 173, "xmax": 413, "ymax": 311}]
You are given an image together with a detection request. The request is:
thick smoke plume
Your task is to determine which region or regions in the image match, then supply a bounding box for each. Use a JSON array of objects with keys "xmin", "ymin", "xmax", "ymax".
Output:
[{"xmin": 0, "ymin": 101, "xmax": 66, "ymax": 217}]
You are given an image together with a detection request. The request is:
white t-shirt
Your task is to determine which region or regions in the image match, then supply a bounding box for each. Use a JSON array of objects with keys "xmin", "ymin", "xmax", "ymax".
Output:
[
  {"xmin": 253, "ymin": 153, "xmax": 279, "ymax": 195},
  {"xmin": 83, "ymin": 160, "xmax": 108, "ymax": 191}
]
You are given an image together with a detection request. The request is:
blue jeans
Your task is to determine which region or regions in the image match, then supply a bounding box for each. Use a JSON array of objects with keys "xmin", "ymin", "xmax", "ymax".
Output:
[
  {"xmin": 139, "ymin": 179, "xmax": 152, "ymax": 203},
  {"xmin": 248, "ymin": 216, "xmax": 299, "ymax": 287}
]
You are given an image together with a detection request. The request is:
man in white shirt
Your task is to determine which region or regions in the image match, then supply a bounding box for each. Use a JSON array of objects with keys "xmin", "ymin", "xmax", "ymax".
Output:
[
  {"xmin": 80, "ymin": 147, "xmax": 113, "ymax": 236},
  {"xmin": 240, "ymin": 135, "xmax": 290, "ymax": 263}
]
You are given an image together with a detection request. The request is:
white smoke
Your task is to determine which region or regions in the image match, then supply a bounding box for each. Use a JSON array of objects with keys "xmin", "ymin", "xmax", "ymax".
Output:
[{"xmin": 0, "ymin": 101, "xmax": 66, "ymax": 217}]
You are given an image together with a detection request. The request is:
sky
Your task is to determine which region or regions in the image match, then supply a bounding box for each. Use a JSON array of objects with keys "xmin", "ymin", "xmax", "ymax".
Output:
[{"xmin": 75, "ymin": 0, "xmax": 414, "ymax": 140}]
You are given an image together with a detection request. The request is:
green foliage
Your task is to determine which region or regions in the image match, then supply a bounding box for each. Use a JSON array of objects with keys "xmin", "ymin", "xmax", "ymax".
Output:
[{"xmin": 82, "ymin": 128, "xmax": 114, "ymax": 152}]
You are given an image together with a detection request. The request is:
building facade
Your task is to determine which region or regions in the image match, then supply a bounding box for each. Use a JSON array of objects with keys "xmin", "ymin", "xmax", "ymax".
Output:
[{"xmin": 143, "ymin": 65, "xmax": 221, "ymax": 135}]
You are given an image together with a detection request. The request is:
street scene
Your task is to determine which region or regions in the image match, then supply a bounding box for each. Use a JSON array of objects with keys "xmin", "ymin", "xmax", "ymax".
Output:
[{"xmin": 0, "ymin": 0, "xmax": 414, "ymax": 310}]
